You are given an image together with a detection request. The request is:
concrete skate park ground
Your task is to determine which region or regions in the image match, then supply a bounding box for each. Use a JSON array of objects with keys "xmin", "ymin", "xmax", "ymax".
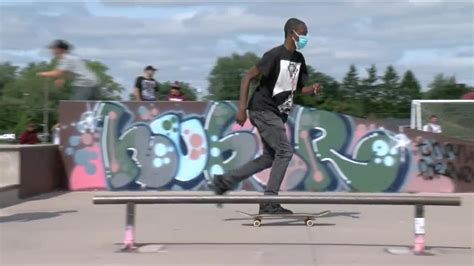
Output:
[{"xmin": 1, "ymin": 191, "xmax": 472, "ymax": 266}]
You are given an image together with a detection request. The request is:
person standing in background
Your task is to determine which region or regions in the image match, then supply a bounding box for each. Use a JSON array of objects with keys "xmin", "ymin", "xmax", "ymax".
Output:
[
  {"xmin": 37, "ymin": 40, "xmax": 99, "ymax": 100},
  {"xmin": 165, "ymin": 81, "xmax": 186, "ymax": 101},
  {"xmin": 461, "ymin": 91, "xmax": 474, "ymax": 100},
  {"xmin": 423, "ymin": 115, "xmax": 442, "ymax": 133},
  {"xmin": 19, "ymin": 123, "xmax": 39, "ymax": 144},
  {"xmin": 51, "ymin": 123, "xmax": 61, "ymax": 145},
  {"xmin": 134, "ymin": 66, "xmax": 159, "ymax": 101}
]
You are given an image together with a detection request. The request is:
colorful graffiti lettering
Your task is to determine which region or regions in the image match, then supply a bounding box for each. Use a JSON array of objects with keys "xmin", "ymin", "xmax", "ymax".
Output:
[
  {"xmin": 59, "ymin": 101, "xmax": 474, "ymax": 192},
  {"xmin": 291, "ymin": 107, "xmax": 411, "ymax": 192},
  {"xmin": 416, "ymin": 138, "xmax": 473, "ymax": 183}
]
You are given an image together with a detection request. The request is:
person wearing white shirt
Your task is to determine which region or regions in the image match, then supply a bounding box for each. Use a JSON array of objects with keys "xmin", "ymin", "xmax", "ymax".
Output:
[
  {"xmin": 423, "ymin": 115, "xmax": 442, "ymax": 133},
  {"xmin": 37, "ymin": 40, "xmax": 99, "ymax": 100}
]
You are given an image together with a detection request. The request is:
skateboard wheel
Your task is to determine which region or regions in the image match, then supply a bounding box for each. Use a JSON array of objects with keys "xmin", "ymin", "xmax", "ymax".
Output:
[
  {"xmin": 253, "ymin": 219, "xmax": 262, "ymax": 227},
  {"xmin": 305, "ymin": 219, "xmax": 314, "ymax": 227}
]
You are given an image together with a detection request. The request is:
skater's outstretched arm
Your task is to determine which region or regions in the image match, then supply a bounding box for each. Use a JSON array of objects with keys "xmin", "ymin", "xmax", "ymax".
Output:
[
  {"xmin": 301, "ymin": 83, "xmax": 321, "ymax": 95},
  {"xmin": 236, "ymin": 66, "xmax": 261, "ymax": 126},
  {"xmin": 37, "ymin": 69, "xmax": 65, "ymax": 78}
]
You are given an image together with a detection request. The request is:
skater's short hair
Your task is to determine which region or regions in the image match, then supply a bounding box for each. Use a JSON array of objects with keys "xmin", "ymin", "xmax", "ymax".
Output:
[
  {"xmin": 284, "ymin": 18, "xmax": 306, "ymax": 38},
  {"xmin": 48, "ymin": 39, "xmax": 72, "ymax": 51}
]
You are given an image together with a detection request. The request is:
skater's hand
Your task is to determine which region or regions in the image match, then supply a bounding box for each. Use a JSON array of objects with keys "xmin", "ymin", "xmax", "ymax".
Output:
[
  {"xmin": 37, "ymin": 72, "xmax": 48, "ymax": 77},
  {"xmin": 302, "ymin": 83, "xmax": 322, "ymax": 95},
  {"xmin": 312, "ymin": 83, "xmax": 321, "ymax": 94},
  {"xmin": 235, "ymin": 109, "xmax": 247, "ymax": 127}
]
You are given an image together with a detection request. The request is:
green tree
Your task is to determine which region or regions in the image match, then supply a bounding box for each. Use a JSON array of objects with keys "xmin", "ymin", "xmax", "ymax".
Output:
[
  {"xmin": 424, "ymin": 74, "xmax": 470, "ymax": 99},
  {"xmin": 381, "ymin": 65, "xmax": 399, "ymax": 88},
  {"xmin": 340, "ymin": 64, "xmax": 364, "ymax": 116},
  {"xmin": 86, "ymin": 61, "xmax": 123, "ymax": 100},
  {"xmin": 342, "ymin": 64, "xmax": 359, "ymax": 92},
  {"xmin": 377, "ymin": 65, "xmax": 405, "ymax": 117},
  {"xmin": 400, "ymin": 70, "xmax": 421, "ymax": 99},
  {"xmin": 362, "ymin": 65, "xmax": 378, "ymax": 86},
  {"xmin": 158, "ymin": 81, "xmax": 197, "ymax": 101},
  {"xmin": 362, "ymin": 64, "xmax": 377, "ymax": 86},
  {"xmin": 0, "ymin": 62, "xmax": 18, "ymax": 94},
  {"xmin": 0, "ymin": 60, "xmax": 124, "ymax": 136},
  {"xmin": 0, "ymin": 62, "xmax": 53, "ymax": 134},
  {"xmin": 357, "ymin": 65, "xmax": 380, "ymax": 118},
  {"xmin": 294, "ymin": 65, "xmax": 340, "ymax": 110},
  {"xmin": 207, "ymin": 52, "xmax": 260, "ymax": 100},
  {"xmin": 390, "ymin": 70, "xmax": 422, "ymax": 118}
]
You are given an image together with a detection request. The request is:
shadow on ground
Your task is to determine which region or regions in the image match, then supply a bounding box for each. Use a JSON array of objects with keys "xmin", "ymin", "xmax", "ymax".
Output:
[
  {"xmin": 1, "ymin": 191, "xmax": 69, "ymax": 209},
  {"xmin": 0, "ymin": 210, "xmax": 77, "ymax": 223},
  {"xmin": 116, "ymin": 242, "xmax": 471, "ymax": 250},
  {"xmin": 112, "ymin": 242, "xmax": 472, "ymax": 256}
]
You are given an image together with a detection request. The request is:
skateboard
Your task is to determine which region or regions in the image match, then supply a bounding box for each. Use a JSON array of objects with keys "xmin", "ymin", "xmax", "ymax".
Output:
[{"xmin": 236, "ymin": 210, "xmax": 330, "ymax": 227}]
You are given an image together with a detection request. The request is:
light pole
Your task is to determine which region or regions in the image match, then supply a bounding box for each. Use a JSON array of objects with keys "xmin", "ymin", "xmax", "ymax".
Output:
[{"xmin": 42, "ymin": 83, "xmax": 49, "ymax": 143}]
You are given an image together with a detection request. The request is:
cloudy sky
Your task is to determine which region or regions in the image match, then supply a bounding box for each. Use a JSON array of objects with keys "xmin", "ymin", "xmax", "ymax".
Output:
[{"xmin": 0, "ymin": 0, "xmax": 473, "ymax": 99}]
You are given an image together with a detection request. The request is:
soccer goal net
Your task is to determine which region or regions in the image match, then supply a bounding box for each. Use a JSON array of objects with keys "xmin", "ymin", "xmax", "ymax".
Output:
[{"xmin": 411, "ymin": 100, "xmax": 474, "ymax": 142}]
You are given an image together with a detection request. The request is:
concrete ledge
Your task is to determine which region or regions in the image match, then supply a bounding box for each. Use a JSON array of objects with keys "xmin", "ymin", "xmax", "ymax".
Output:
[
  {"xmin": 0, "ymin": 184, "xmax": 20, "ymax": 192},
  {"xmin": 0, "ymin": 144, "xmax": 60, "ymax": 151},
  {"xmin": 0, "ymin": 185, "xmax": 20, "ymax": 208},
  {"xmin": 0, "ymin": 144, "xmax": 66, "ymax": 200}
]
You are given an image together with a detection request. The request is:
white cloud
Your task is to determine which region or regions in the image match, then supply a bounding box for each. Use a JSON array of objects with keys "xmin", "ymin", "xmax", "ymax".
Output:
[
  {"xmin": 0, "ymin": 49, "xmax": 46, "ymax": 63},
  {"xmin": 334, "ymin": 51, "xmax": 371, "ymax": 60},
  {"xmin": 0, "ymin": 0, "xmax": 473, "ymax": 100},
  {"xmin": 172, "ymin": 10, "xmax": 198, "ymax": 21}
]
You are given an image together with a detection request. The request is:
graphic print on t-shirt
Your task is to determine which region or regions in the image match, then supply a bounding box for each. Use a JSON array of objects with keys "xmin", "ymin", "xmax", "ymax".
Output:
[
  {"xmin": 273, "ymin": 60, "xmax": 301, "ymax": 114},
  {"xmin": 141, "ymin": 79, "xmax": 157, "ymax": 100}
]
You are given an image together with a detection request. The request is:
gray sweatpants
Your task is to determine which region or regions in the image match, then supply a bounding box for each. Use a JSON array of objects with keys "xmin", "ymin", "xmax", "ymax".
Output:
[
  {"xmin": 224, "ymin": 110, "xmax": 293, "ymax": 195},
  {"xmin": 70, "ymin": 86, "xmax": 98, "ymax": 100}
]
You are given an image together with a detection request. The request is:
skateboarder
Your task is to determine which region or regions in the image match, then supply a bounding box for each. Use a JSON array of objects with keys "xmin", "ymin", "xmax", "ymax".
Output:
[
  {"xmin": 37, "ymin": 40, "xmax": 99, "ymax": 100},
  {"xmin": 213, "ymin": 18, "xmax": 321, "ymax": 214}
]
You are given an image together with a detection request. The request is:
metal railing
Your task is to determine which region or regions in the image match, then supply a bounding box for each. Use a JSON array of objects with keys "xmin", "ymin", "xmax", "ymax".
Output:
[{"xmin": 92, "ymin": 193, "xmax": 461, "ymax": 255}]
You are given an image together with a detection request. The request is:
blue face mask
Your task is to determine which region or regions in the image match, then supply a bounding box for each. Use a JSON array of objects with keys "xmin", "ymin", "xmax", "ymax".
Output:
[{"xmin": 293, "ymin": 30, "xmax": 308, "ymax": 50}]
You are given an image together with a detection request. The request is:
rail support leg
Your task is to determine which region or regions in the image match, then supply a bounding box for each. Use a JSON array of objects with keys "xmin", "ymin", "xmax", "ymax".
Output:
[
  {"xmin": 123, "ymin": 203, "xmax": 136, "ymax": 251},
  {"xmin": 413, "ymin": 204, "xmax": 425, "ymax": 255},
  {"xmin": 386, "ymin": 204, "xmax": 433, "ymax": 256}
]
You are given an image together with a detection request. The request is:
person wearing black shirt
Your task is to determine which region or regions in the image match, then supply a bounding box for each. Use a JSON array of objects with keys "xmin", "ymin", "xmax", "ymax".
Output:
[
  {"xmin": 134, "ymin": 65, "xmax": 159, "ymax": 101},
  {"xmin": 213, "ymin": 18, "xmax": 321, "ymax": 214}
]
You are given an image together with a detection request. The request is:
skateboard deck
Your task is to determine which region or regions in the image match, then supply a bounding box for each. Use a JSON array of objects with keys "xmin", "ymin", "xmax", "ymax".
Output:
[{"xmin": 236, "ymin": 210, "xmax": 330, "ymax": 227}]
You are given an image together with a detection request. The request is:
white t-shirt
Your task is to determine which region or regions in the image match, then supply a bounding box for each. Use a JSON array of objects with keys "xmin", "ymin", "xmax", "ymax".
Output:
[
  {"xmin": 58, "ymin": 54, "xmax": 98, "ymax": 87},
  {"xmin": 423, "ymin": 123, "xmax": 442, "ymax": 133},
  {"xmin": 52, "ymin": 128, "xmax": 60, "ymax": 145}
]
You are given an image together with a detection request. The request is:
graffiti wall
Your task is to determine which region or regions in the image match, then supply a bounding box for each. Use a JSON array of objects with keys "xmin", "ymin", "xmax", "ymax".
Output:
[{"xmin": 59, "ymin": 101, "xmax": 474, "ymax": 192}]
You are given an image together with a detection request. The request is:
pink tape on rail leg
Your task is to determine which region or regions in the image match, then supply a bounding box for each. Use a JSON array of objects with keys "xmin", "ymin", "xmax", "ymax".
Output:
[
  {"xmin": 413, "ymin": 235, "xmax": 425, "ymax": 254},
  {"xmin": 123, "ymin": 225, "xmax": 135, "ymax": 248}
]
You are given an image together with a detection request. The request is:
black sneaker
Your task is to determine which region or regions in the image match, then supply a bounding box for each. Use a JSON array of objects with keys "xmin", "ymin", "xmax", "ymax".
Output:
[
  {"xmin": 212, "ymin": 174, "xmax": 233, "ymax": 195},
  {"xmin": 259, "ymin": 203, "xmax": 293, "ymax": 214}
]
